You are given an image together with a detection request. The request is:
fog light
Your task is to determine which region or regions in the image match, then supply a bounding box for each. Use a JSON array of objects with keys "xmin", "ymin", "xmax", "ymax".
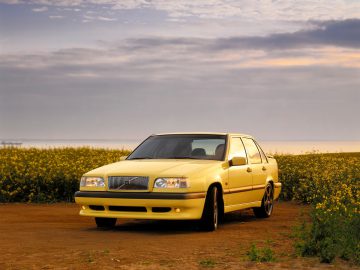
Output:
[
  {"xmin": 82, "ymin": 206, "xmax": 86, "ymax": 210},
  {"xmin": 175, "ymin": 208, "xmax": 181, "ymax": 213}
]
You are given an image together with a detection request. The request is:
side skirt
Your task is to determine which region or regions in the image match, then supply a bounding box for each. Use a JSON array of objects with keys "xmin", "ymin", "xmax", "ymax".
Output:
[{"xmin": 224, "ymin": 201, "xmax": 262, "ymax": 213}]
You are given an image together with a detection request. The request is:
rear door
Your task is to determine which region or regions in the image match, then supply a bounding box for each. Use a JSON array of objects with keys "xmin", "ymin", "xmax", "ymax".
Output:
[{"xmin": 242, "ymin": 137, "xmax": 268, "ymax": 201}]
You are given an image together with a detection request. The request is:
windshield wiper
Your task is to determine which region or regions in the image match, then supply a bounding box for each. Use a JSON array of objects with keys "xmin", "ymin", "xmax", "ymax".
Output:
[
  {"xmin": 129, "ymin": 156, "xmax": 201, "ymax": 160},
  {"xmin": 169, "ymin": 156, "xmax": 199, "ymax": 159}
]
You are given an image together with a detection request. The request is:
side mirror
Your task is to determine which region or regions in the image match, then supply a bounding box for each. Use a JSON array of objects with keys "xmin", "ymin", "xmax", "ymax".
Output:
[
  {"xmin": 230, "ymin": 156, "xmax": 247, "ymax": 166},
  {"xmin": 120, "ymin": 156, "xmax": 128, "ymax": 161}
]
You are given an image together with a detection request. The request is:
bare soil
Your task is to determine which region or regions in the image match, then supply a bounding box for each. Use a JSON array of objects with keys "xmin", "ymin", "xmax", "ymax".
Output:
[{"xmin": 0, "ymin": 202, "xmax": 357, "ymax": 270}]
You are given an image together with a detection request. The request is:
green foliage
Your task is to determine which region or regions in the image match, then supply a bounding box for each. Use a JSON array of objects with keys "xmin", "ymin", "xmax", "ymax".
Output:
[
  {"xmin": 199, "ymin": 259, "xmax": 216, "ymax": 268},
  {"xmin": 294, "ymin": 207, "xmax": 360, "ymax": 264},
  {"xmin": 247, "ymin": 241, "xmax": 276, "ymax": 262},
  {"xmin": 0, "ymin": 147, "xmax": 130, "ymax": 202}
]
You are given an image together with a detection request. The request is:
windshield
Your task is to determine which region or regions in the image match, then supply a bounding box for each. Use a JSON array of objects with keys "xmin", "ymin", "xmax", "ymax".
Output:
[{"xmin": 127, "ymin": 134, "xmax": 227, "ymax": 161}]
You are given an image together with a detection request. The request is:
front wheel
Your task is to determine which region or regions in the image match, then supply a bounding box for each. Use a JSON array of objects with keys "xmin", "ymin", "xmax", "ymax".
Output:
[
  {"xmin": 199, "ymin": 186, "xmax": 219, "ymax": 231},
  {"xmin": 95, "ymin": 217, "xmax": 117, "ymax": 228},
  {"xmin": 253, "ymin": 183, "xmax": 274, "ymax": 218}
]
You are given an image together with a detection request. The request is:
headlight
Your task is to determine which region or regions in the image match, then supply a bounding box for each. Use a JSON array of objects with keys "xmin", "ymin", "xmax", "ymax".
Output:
[
  {"xmin": 80, "ymin": 176, "xmax": 105, "ymax": 187},
  {"xmin": 153, "ymin": 177, "xmax": 190, "ymax": 188}
]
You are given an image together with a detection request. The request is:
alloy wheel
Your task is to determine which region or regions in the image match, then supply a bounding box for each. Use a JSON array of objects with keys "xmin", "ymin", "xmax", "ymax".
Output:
[
  {"xmin": 213, "ymin": 187, "xmax": 218, "ymax": 229},
  {"xmin": 264, "ymin": 184, "xmax": 274, "ymax": 216}
]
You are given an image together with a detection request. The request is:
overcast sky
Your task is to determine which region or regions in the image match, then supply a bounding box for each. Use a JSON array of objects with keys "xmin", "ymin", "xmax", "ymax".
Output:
[{"xmin": 0, "ymin": 0, "xmax": 360, "ymax": 141}]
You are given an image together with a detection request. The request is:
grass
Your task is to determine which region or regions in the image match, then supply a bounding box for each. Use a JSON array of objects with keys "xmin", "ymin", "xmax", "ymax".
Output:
[{"xmin": 247, "ymin": 241, "xmax": 276, "ymax": 262}]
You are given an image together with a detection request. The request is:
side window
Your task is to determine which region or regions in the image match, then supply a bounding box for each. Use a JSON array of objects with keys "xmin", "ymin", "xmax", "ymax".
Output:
[
  {"xmin": 242, "ymin": 138, "xmax": 262, "ymax": 164},
  {"xmin": 228, "ymin": 137, "xmax": 247, "ymax": 161}
]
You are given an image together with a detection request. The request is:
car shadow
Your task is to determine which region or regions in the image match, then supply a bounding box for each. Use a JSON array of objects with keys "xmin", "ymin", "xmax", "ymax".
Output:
[
  {"xmin": 222, "ymin": 209, "xmax": 257, "ymax": 225},
  {"xmin": 84, "ymin": 209, "xmax": 258, "ymax": 234}
]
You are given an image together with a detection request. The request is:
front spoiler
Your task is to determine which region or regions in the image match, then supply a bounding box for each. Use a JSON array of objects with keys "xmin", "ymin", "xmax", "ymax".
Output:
[{"xmin": 74, "ymin": 191, "xmax": 206, "ymax": 220}]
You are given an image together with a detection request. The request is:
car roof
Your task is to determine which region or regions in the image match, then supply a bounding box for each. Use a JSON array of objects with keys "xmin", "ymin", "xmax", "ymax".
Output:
[{"xmin": 154, "ymin": 132, "xmax": 253, "ymax": 138}]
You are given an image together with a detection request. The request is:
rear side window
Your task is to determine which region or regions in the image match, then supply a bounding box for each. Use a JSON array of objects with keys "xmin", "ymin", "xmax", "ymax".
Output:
[
  {"xmin": 256, "ymin": 141, "xmax": 268, "ymax": 163},
  {"xmin": 242, "ymin": 138, "xmax": 262, "ymax": 164},
  {"xmin": 228, "ymin": 137, "xmax": 247, "ymax": 161}
]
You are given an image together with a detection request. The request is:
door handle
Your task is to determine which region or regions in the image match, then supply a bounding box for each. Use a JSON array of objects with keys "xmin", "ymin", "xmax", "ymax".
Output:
[
  {"xmin": 262, "ymin": 166, "xmax": 267, "ymax": 171},
  {"xmin": 247, "ymin": 167, "xmax": 252, "ymax": 173}
]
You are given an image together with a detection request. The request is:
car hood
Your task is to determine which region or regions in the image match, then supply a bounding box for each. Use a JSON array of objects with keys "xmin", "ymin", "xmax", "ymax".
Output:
[{"xmin": 85, "ymin": 159, "xmax": 221, "ymax": 178}]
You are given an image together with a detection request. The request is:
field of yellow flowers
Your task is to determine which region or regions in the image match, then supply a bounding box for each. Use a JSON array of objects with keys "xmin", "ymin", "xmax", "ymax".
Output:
[
  {"xmin": 0, "ymin": 148, "xmax": 359, "ymax": 263},
  {"xmin": 0, "ymin": 147, "xmax": 130, "ymax": 202}
]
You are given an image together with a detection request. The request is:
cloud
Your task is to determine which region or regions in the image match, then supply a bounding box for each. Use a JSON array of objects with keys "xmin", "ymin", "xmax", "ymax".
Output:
[
  {"xmin": 1, "ymin": 17, "xmax": 359, "ymax": 140},
  {"xmin": 1, "ymin": 0, "xmax": 360, "ymax": 21},
  {"xmin": 49, "ymin": 15, "xmax": 64, "ymax": 19},
  {"xmin": 66, "ymin": 72, "xmax": 100, "ymax": 78},
  {"xmin": 116, "ymin": 19, "xmax": 360, "ymax": 58},
  {"xmin": 213, "ymin": 19, "xmax": 360, "ymax": 51},
  {"xmin": 0, "ymin": 0, "xmax": 22, "ymax": 3},
  {"xmin": 109, "ymin": 0, "xmax": 360, "ymax": 21},
  {"xmin": 1, "ymin": 21, "xmax": 360, "ymax": 84},
  {"xmin": 1, "ymin": 58, "xmax": 359, "ymax": 140},
  {"xmin": 1, "ymin": 2, "xmax": 359, "ymax": 141},
  {"xmin": 97, "ymin": 16, "xmax": 117, "ymax": 21},
  {"xmin": 118, "ymin": 19, "xmax": 360, "ymax": 52},
  {"xmin": 32, "ymin": 6, "xmax": 48, "ymax": 12},
  {"xmin": 82, "ymin": 14, "xmax": 117, "ymax": 22}
]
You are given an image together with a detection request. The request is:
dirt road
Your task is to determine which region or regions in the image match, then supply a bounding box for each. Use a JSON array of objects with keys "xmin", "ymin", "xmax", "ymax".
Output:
[{"xmin": 0, "ymin": 202, "xmax": 357, "ymax": 270}]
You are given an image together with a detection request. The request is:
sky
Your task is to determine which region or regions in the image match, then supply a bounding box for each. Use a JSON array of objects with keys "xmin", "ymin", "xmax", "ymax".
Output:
[{"xmin": 0, "ymin": 0, "xmax": 360, "ymax": 141}]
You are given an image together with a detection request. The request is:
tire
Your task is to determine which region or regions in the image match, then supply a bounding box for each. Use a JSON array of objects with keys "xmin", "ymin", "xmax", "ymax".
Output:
[
  {"xmin": 253, "ymin": 183, "xmax": 274, "ymax": 218},
  {"xmin": 95, "ymin": 217, "xmax": 117, "ymax": 228},
  {"xmin": 199, "ymin": 186, "xmax": 219, "ymax": 231}
]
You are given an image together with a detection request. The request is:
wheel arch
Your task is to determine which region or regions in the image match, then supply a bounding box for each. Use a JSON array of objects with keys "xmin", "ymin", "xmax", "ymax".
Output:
[
  {"xmin": 266, "ymin": 178, "xmax": 274, "ymax": 189},
  {"xmin": 206, "ymin": 182, "xmax": 224, "ymax": 219}
]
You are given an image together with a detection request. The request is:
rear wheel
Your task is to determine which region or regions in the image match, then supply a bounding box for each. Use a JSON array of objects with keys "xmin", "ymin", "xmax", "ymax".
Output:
[
  {"xmin": 253, "ymin": 183, "xmax": 274, "ymax": 218},
  {"xmin": 95, "ymin": 217, "xmax": 117, "ymax": 228},
  {"xmin": 199, "ymin": 186, "xmax": 219, "ymax": 231}
]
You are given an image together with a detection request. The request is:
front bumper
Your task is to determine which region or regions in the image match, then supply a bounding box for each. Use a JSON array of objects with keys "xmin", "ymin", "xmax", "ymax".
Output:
[{"xmin": 74, "ymin": 191, "xmax": 206, "ymax": 220}]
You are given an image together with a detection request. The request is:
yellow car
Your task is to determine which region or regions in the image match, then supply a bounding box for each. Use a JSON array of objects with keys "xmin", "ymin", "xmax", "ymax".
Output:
[{"xmin": 75, "ymin": 133, "xmax": 281, "ymax": 231}]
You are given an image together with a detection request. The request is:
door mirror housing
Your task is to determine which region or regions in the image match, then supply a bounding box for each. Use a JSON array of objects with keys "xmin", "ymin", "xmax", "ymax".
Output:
[
  {"xmin": 120, "ymin": 156, "xmax": 128, "ymax": 161},
  {"xmin": 230, "ymin": 156, "xmax": 247, "ymax": 166}
]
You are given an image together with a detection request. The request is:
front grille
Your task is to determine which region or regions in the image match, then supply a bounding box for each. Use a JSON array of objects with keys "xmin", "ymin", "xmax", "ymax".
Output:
[{"xmin": 108, "ymin": 176, "xmax": 149, "ymax": 191}]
